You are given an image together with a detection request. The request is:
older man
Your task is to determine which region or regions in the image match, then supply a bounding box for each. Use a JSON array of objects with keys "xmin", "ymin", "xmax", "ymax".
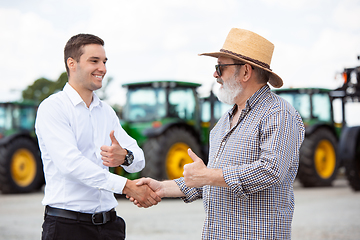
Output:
[{"xmin": 133, "ymin": 28, "xmax": 305, "ymax": 239}]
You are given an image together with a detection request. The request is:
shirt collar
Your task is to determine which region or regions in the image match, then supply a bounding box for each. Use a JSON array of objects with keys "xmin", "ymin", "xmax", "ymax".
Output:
[
  {"xmin": 228, "ymin": 84, "xmax": 271, "ymax": 117},
  {"xmin": 246, "ymin": 84, "xmax": 270, "ymax": 109},
  {"xmin": 63, "ymin": 83, "xmax": 102, "ymax": 108}
]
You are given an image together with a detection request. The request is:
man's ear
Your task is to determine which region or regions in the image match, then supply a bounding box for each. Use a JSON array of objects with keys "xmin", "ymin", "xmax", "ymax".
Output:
[
  {"xmin": 243, "ymin": 64, "xmax": 253, "ymax": 83},
  {"xmin": 67, "ymin": 57, "xmax": 76, "ymax": 71}
]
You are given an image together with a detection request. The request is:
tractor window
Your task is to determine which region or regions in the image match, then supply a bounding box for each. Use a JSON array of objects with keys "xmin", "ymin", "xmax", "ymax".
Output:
[
  {"xmin": 0, "ymin": 105, "xmax": 14, "ymax": 130},
  {"xmin": 0, "ymin": 106, "xmax": 6, "ymax": 129},
  {"xmin": 18, "ymin": 107, "xmax": 36, "ymax": 130},
  {"xmin": 201, "ymin": 100, "xmax": 232, "ymax": 122},
  {"xmin": 124, "ymin": 88, "xmax": 166, "ymax": 122},
  {"xmin": 278, "ymin": 93, "xmax": 311, "ymax": 120},
  {"xmin": 214, "ymin": 102, "xmax": 232, "ymax": 119},
  {"xmin": 312, "ymin": 93, "xmax": 331, "ymax": 122},
  {"xmin": 168, "ymin": 88, "xmax": 196, "ymax": 120}
]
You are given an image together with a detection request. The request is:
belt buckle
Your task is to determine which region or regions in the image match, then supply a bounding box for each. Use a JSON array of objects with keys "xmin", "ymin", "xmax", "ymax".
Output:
[{"xmin": 92, "ymin": 212, "xmax": 107, "ymax": 225}]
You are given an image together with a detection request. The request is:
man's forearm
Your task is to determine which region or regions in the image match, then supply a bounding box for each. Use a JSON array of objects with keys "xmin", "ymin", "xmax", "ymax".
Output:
[
  {"xmin": 162, "ymin": 180, "xmax": 186, "ymax": 198},
  {"xmin": 207, "ymin": 169, "xmax": 228, "ymax": 187}
]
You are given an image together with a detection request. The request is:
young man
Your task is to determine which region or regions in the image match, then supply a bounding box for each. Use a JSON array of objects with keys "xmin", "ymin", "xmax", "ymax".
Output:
[
  {"xmin": 132, "ymin": 28, "xmax": 305, "ymax": 239},
  {"xmin": 35, "ymin": 34, "xmax": 160, "ymax": 240}
]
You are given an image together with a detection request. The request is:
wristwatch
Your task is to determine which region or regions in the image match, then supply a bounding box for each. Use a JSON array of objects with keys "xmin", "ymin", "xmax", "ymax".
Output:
[{"xmin": 122, "ymin": 148, "xmax": 134, "ymax": 166}]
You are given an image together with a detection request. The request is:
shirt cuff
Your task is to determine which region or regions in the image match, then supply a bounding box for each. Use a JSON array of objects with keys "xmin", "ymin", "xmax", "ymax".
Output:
[
  {"xmin": 174, "ymin": 177, "xmax": 202, "ymax": 203},
  {"xmin": 223, "ymin": 167, "xmax": 249, "ymax": 200},
  {"xmin": 105, "ymin": 173, "xmax": 128, "ymax": 194}
]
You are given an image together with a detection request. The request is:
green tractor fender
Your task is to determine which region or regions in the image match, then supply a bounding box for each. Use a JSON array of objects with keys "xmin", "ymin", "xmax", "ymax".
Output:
[
  {"xmin": 0, "ymin": 131, "xmax": 36, "ymax": 145},
  {"xmin": 338, "ymin": 126, "xmax": 360, "ymax": 191},
  {"xmin": 143, "ymin": 121, "xmax": 200, "ymax": 140},
  {"xmin": 304, "ymin": 123, "xmax": 337, "ymax": 137}
]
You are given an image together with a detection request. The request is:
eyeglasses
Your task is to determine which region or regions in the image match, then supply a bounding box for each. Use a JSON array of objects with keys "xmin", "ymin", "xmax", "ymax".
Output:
[{"xmin": 215, "ymin": 64, "xmax": 245, "ymax": 77}]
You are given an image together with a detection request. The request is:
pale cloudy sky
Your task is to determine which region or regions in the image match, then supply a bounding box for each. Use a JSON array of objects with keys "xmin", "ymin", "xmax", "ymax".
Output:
[{"xmin": 1, "ymin": 0, "xmax": 359, "ymax": 105}]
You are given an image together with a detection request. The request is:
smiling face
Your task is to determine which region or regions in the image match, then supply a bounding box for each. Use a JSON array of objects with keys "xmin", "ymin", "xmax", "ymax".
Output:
[{"xmin": 68, "ymin": 43, "xmax": 107, "ymax": 95}]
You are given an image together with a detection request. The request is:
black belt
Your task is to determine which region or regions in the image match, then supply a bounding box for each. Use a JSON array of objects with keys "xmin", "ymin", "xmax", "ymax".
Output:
[{"xmin": 45, "ymin": 205, "xmax": 116, "ymax": 225}]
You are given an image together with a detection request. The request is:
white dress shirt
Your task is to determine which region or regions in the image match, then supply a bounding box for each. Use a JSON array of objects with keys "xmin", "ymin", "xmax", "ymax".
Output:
[{"xmin": 35, "ymin": 83, "xmax": 145, "ymax": 213}]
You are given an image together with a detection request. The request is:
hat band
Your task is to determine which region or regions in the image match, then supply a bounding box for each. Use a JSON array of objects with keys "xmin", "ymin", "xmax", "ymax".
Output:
[{"xmin": 220, "ymin": 49, "xmax": 271, "ymax": 71}]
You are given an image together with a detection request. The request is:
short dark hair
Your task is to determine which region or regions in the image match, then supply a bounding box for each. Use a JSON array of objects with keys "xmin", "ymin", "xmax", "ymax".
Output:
[
  {"xmin": 253, "ymin": 67, "xmax": 270, "ymax": 84},
  {"xmin": 64, "ymin": 34, "xmax": 104, "ymax": 76}
]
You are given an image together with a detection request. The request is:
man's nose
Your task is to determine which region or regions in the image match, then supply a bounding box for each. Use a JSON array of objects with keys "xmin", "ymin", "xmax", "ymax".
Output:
[
  {"xmin": 99, "ymin": 62, "xmax": 106, "ymax": 73},
  {"xmin": 213, "ymin": 70, "xmax": 219, "ymax": 78}
]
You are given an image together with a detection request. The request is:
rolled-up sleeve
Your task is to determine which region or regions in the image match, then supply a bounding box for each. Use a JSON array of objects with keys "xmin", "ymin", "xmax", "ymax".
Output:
[{"xmin": 174, "ymin": 177, "xmax": 203, "ymax": 203}]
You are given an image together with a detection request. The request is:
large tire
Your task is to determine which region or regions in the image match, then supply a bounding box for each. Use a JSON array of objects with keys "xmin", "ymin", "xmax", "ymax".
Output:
[
  {"xmin": 0, "ymin": 137, "xmax": 44, "ymax": 193},
  {"xmin": 298, "ymin": 128, "xmax": 339, "ymax": 187},
  {"xmin": 339, "ymin": 126, "xmax": 360, "ymax": 191},
  {"xmin": 141, "ymin": 127, "xmax": 202, "ymax": 180}
]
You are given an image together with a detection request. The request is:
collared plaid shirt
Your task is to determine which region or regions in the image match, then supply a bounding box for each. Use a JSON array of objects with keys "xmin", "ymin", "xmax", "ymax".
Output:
[{"xmin": 175, "ymin": 84, "xmax": 305, "ymax": 240}]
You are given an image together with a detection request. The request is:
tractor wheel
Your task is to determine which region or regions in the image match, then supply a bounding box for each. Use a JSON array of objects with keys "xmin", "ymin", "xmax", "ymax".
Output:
[
  {"xmin": 297, "ymin": 128, "xmax": 339, "ymax": 187},
  {"xmin": 339, "ymin": 126, "xmax": 360, "ymax": 191},
  {"xmin": 141, "ymin": 127, "xmax": 202, "ymax": 180},
  {"xmin": 0, "ymin": 138, "xmax": 44, "ymax": 193}
]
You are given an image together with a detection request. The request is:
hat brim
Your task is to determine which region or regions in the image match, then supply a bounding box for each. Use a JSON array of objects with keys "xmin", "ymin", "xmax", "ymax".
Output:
[{"xmin": 199, "ymin": 52, "xmax": 283, "ymax": 88}]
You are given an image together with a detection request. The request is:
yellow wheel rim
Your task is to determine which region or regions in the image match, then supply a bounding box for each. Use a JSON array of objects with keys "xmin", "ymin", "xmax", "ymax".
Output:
[
  {"xmin": 314, "ymin": 140, "xmax": 336, "ymax": 179},
  {"xmin": 166, "ymin": 143, "xmax": 193, "ymax": 180},
  {"xmin": 10, "ymin": 149, "xmax": 36, "ymax": 187}
]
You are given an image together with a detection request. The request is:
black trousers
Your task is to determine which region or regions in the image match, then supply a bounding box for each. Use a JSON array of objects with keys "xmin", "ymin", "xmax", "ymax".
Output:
[{"xmin": 42, "ymin": 213, "xmax": 126, "ymax": 240}]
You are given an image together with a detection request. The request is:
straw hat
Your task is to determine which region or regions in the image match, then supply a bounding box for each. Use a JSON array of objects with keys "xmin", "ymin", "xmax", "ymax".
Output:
[{"xmin": 200, "ymin": 28, "xmax": 283, "ymax": 88}]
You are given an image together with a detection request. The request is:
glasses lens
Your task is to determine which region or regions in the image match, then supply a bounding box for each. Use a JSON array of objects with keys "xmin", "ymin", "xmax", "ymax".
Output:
[{"xmin": 215, "ymin": 65, "xmax": 222, "ymax": 76}]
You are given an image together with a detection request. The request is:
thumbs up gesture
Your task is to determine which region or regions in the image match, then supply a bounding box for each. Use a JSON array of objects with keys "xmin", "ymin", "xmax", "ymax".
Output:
[
  {"xmin": 183, "ymin": 148, "xmax": 208, "ymax": 188},
  {"xmin": 100, "ymin": 130, "xmax": 127, "ymax": 167}
]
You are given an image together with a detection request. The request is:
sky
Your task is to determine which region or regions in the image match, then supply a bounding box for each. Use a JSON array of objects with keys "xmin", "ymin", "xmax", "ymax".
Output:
[{"xmin": 1, "ymin": 0, "xmax": 360, "ymax": 106}]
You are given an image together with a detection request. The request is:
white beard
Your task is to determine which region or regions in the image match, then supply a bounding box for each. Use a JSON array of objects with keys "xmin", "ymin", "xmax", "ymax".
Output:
[{"xmin": 217, "ymin": 75, "xmax": 243, "ymax": 105}]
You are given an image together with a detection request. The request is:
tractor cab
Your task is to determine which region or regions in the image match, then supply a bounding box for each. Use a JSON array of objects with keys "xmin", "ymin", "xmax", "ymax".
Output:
[
  {"xmin": 0, "ymin": 101, "xmax": 37, "ymax": 139},
  {"xmin": 120, "ymin": 80, "xmax": 231, "ymax": 180}
]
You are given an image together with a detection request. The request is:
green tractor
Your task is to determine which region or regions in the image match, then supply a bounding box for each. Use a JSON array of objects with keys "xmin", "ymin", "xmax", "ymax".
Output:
[
  {"xmin": 0, "ymin": 101, "xmax": 44, "ymax": 193},
  {"xmin": 273, "ymin": 88, "xmax": 341, "ymax": 187},
  {"xmin": 274, "ymin": 58, "xmax": 360, "ymax": 189},
  {"xmin": 119, "ymin": 80, "xmax": 229, "ymax": 180}
]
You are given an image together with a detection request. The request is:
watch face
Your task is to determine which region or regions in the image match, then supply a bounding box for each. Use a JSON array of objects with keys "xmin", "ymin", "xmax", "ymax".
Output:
[
  {"xmin": 124, "ymin": 149, "xmax": 134, "ymax": 166},
  {"xmin": 127, "ymin": 153, "xmax": 134, "ymax": 163}
]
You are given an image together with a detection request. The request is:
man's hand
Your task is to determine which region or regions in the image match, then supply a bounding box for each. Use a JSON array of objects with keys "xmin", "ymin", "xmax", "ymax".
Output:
[
  {"xmin": 101, "ymin": 130, "xmax": 127, "ymax": 167},
  {"xmin": 183, "ymin": 148, "xmax": 209, "ymax": 188},
  {"xmin": 136, "ymin": 178, "xmax": 165, "ymax": 198},
  {"xmin": 128, "ymin": 178, "xmax": 186, "ymax": 207},
  {"xmin": 122, "ymin": 179, "xmax": 161, "ymax": 208},
  {"xmin": 126, "ymin": 178, "xmax": 165, "ymax": 207},
  {"xmin": 185, "ymin": 148, "xmax": 228, "ymax": 188}
]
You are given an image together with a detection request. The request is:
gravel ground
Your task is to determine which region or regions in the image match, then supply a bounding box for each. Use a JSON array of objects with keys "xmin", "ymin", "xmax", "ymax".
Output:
[{"xmin": 0, "ymin": 178, "xmax": 359, "ymax": 240}]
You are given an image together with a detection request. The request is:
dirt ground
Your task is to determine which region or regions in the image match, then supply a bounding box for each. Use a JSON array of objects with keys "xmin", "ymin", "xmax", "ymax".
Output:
[{"xmin": 1, "ymin": 178, "xmax": 360, "ymax": 240}]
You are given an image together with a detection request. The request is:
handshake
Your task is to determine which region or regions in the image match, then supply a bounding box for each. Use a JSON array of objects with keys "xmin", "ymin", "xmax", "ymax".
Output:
[
  {"xmin": 122, "ymin": 148, "xmax": 213, "ymax": 208},
  {"xmin": 123, "ymin": 177, "xmax": 169, "ymax": 208}
]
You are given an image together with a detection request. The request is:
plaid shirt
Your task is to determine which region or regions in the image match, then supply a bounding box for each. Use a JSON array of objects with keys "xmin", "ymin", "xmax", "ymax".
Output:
[{"xmin": 175, "ymin": 85, "xmax": 305, "ymax": 240}]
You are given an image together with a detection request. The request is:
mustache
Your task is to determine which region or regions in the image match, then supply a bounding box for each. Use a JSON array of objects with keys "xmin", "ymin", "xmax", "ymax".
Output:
[{"xmin": 216, "ymin": 78, "xmax": 223, "ymax": 84}]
